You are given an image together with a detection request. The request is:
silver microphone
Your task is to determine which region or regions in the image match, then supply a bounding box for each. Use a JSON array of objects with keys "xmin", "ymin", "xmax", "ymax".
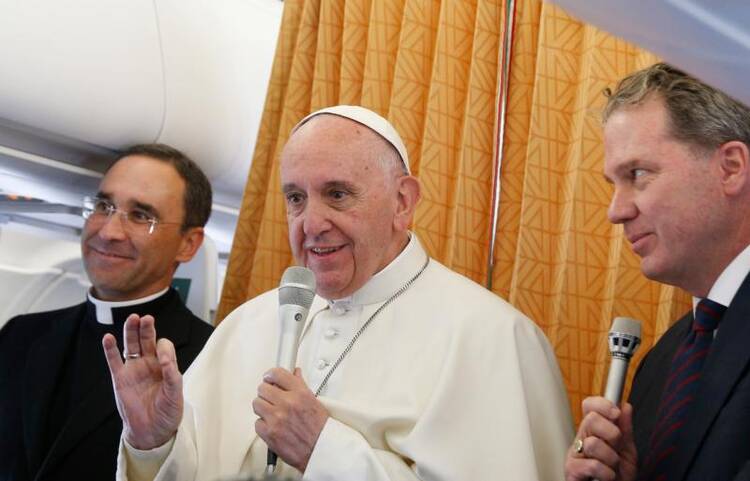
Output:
[
  {"xmin": 604, "ymin": 317, "xmax": 642, "ymax": 405},
  {"xmin": 275, "ymin": 266, "xmax": 316, "ymax": 371},
  {"xmin": 267, "ymin": 266, "xmax": 316, "ymax": 474}
]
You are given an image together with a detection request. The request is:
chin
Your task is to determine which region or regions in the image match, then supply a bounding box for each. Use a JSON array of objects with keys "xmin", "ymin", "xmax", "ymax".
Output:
[{"xmin": 639, "ymin": 258, "xmax": 673, "ymax": 284}]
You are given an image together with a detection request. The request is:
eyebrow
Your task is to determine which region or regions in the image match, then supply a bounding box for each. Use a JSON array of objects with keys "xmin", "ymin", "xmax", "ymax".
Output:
[
  {"xmin": 282, "ymin": 183, "xmax": 300, "ymax": 194},
  {"xmin": 281, "ymin": 180, "xmax": 361, "ymax": 194},
  {"xmin": 96, "ymin": 191, "xmax": 160, "ymax": 217},
  {"xmin": 323, "ymin": 180, "xmax": 360, "ymax": 194},
  {"xmin": 602, "ymin": 159, "xmax": 640, "ymax": 184},
  {"xmin": 133, "ymin": 201, "xmax": 159, "ymax": 217}
]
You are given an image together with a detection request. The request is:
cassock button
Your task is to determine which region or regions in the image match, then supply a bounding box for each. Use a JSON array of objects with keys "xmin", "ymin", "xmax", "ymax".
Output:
[
  {"xmin": 324, "ymin": 328, "xmax": 339, "ymax": 339},
  {"xmin": 317, "ymin": 359, "xmax": 329, "ymax": 370}
]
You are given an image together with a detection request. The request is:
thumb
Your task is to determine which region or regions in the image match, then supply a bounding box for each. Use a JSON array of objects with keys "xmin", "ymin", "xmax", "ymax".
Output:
[
  {"xmin": 294, "ymin": 367, "xmax": 302, "ymax": 378},
  {"xmin": 619, "ymin": 402, "xmax": 637, "ymax": 451},
  {"xmin": 620, "ymin": 402, "xmax": 635, "ymax": 438}
]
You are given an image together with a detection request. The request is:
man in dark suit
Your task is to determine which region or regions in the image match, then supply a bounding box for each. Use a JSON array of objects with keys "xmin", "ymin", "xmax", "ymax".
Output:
[
  {"xmin": 0, "ymin": 144, "xmax": 214, "ymax": 481},
  {"xmin": 564, "ymin": 63, "xmax": 750, "ymax": 481}
]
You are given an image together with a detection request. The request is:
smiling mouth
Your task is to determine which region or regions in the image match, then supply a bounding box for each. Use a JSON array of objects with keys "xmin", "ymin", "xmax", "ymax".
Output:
[
  {"xmin": 90, "ymin": 246, "xmax": 133, "ymax": 260},
  {"xmin": 309, "ymin": 246, "xmax": 343, "ymax": 256}
]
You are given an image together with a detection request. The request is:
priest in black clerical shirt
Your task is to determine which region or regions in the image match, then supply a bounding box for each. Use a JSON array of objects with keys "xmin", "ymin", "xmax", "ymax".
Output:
[{"xmin": 0, "ymin": 144, "xmax": 215, "ymax": 481}]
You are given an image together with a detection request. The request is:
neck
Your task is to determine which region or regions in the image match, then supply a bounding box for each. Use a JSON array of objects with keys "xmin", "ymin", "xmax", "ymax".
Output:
[{"xmin": 683, "ymin": 240, "xmax": 750, "ymax": 297}]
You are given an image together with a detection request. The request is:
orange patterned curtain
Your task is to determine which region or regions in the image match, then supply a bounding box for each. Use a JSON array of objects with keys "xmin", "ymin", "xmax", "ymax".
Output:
[
  {"xmin": 495, "ymin": 1, "xmax": 691, "ymax": 422},
  {"xmin": 218, "ymin": 0, "xmax": 692, "ymax": 423}
]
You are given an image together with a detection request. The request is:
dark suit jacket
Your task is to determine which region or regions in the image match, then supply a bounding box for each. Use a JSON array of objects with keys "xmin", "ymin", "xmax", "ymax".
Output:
[
  {"xmin": 0, "ymin": 288, "xmax": 213, "ymax": 481},
  {"xmin": 629, "ymin": 271, "xmax": 750, "ymax": 481}
]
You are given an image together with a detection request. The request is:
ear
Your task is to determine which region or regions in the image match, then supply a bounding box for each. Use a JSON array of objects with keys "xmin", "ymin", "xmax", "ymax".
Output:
[
  {"xmin": 175, "ymin": 227, "xmax": 205, "ymax": 264},
  {"xmin": 717, "ymin": 140, "xmax": 750, "ymax": 196},
  {"xmin": 393, "ymin": 176, "xmax": 421, "ymax": 232}
]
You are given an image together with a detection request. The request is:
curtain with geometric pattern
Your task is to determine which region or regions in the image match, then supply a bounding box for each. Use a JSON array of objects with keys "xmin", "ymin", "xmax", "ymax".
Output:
[
  {"xmin": 499, "ymin": 1, "xmax": 691, "ymax": 421},
  {"xmin": 217, "ymin": 0, "xmax": 691, "ymax": 423}
]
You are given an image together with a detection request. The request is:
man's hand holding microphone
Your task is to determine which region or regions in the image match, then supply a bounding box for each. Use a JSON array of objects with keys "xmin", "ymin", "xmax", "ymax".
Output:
[{"xmin": 565, "ymin": 318, "xmax": 641, "ymax": 481}]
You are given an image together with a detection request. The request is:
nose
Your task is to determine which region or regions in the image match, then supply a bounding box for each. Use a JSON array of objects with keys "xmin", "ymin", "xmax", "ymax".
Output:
[
  {"xmin": 95, "ymin": 212, "xmax": 128, "ymax": 240},
  {"xmin": 607, "ymin": 187, "xmax": 637, "ymax": 225},
  {"xmin": 301, "ymin": 199, "xmax": 332, "ymax": 237}
]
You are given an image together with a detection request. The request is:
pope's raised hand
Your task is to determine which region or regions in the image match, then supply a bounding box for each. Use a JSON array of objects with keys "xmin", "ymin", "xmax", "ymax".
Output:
[{"xmin": 102, "ymin": 314, "xmax": 183, "ymax": 450}]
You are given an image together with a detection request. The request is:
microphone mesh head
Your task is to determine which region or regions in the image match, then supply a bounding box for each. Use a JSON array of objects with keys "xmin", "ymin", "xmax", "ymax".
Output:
[
  {"xmin": 279, "ymin": 266, "xmax": 316, "ymax": 308},
  {"xmin": 610, "ymin": 317, "xmax": 641, "ymax": 337},
  {"xmin": 608, "ymin": 317, "xmax": 642, "ymax": 358}
]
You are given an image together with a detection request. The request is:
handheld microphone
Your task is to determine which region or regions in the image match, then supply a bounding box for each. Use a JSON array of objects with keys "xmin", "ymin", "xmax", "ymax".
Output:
[
  {"xmin": 266, "ymin": 266, "xmax": 316, "ymax": 475},
  {"xmin": 604, "ymin": 317, "xmax": 642, "ymax": 405}
]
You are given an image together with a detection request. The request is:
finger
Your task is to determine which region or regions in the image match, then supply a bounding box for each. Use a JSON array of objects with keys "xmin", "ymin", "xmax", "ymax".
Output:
[
  {"xmin": 263, "ymin": 367, "xmax": 299, "ymax": 390},
  {"xmin": 294, "ymin": 367, "xmax": 302, "ymax": 377},
  {"xmin": 579, "ymin": 411, "xmax": 623, "ymax": 449},
  {"xmin": 255, "ymin": 417, "xmax": 269, "ymax": 439},
  {"xmin": 102, "ymin": 333, "xmax": 124, "ymax": 377},
  {"xmin": 156, "ymin": 338, "xmax": 182, "ymax": 398},
  {"xmin": 565, "ymin": 457, "xmax": 616, "ymax": 481},
  {"xmin": 581, "ymin": 435, "xmax": 619, "ymax": 469},
  {"xmin": 581, "ymin": 396, "xmax": 620, "ymax": 421},
  {"xmin": 123, "ymin": 314, "xmax": 142, "ymax": 356},
  {"xmin": 252, "ymin": 395, "xmax": 274, "ymax": 418},
  {"xmin": 257, "ymin": 380, "xmax": 285, "ymax": 404},
  {"xmin": 139, "ymin": 315, "xmax": 157, "ymax": 358}
]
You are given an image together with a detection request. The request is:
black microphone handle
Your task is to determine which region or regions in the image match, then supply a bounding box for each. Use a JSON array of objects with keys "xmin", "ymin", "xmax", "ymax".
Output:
[{"xmin": 267, "ymin": 450, "xmax": 278, "ymax": 470}]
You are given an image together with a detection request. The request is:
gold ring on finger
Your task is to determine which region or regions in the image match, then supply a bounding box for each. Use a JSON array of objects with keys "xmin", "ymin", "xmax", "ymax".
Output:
[{"xmin": 573, "ymin": 438, "xmax": 584, "ymax": 455}]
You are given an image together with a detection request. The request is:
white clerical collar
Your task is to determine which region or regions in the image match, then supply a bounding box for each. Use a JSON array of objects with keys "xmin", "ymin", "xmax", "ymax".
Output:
[
  {"xmin": 693, "ymin": 243, "xmax": 750, "ymax": 314},
  {"xmin": 326, "ymin": 233, "xmax": 428, "ymax": 312},
  {"xmin": 88, "ymin": 287, "xmax": 170, "ymax": 325}
]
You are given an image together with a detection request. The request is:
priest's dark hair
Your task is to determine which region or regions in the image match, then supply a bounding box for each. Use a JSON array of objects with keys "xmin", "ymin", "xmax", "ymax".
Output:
[{"xmin": 110, "ymin": 143, "xmax": 213, "ymax": 231}]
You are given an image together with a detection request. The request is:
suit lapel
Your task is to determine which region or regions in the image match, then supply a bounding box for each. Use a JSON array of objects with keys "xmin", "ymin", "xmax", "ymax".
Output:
[
  {"xmin": 629, "ymin": 313, "xmax": 691, "ymax": 463},
  {"xmin": 22, "ymin": 305, "xmax": 83, "ymax": 477},
  {"xmin": 672, "ymin": 273, "xmax": 750, "ymax": 481}
]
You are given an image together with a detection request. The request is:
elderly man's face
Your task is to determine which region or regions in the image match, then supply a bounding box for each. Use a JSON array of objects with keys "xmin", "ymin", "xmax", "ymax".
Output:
[
  {"xmin": 81, "ymin": 155, "xmax": 201, "ymax": 301},
  {"xmin": 280, "ymin": 116, "xmax": 409, "ymax": 299}
]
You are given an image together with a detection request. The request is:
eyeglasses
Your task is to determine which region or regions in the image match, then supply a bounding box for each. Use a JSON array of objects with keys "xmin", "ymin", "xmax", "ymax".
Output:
[{"xmin": 82, "ymin": 196, "xmax": 181, "ymax": 235}]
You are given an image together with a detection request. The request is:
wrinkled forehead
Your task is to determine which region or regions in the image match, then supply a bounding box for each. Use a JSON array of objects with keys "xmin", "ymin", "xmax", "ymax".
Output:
[{"xmin": 279, "ymin": 118, "xmax": 405, "ymax": 197}]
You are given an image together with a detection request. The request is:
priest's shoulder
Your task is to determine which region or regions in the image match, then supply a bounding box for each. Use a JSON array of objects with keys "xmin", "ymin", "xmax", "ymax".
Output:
[{"xmin": 1, "ymin": 302, "xmax": 86, "ymax": 339}]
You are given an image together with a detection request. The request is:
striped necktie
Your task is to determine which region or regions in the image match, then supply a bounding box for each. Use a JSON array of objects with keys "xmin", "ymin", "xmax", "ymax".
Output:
[{"xmin": 642, "ymin": 298, "xmax": 727, "ymax": 481}]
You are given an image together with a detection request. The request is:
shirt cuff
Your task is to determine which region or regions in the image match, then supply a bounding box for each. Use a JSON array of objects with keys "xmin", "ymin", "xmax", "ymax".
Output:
[{"xmin": 123, "ymin": 436, "xmax": 175, "ymax": 481}]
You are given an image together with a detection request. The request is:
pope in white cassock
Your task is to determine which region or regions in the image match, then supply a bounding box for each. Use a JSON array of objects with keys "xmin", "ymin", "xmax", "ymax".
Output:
[{"xmin": 102, "ymin": 105, "xmax": 574, "ymax": 481}]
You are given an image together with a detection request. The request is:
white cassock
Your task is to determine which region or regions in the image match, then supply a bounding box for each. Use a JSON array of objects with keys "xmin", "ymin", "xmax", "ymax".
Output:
[{"xmin": 119, "ymin": 235, "xmax": 574, "ymax": 481}]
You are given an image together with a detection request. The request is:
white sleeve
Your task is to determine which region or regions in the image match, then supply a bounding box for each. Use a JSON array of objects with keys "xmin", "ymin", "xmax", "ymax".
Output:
[
  {"xmin": 115, "ymin": 402, "xmax": 200, "ymax": 481},
  {"xmin": 117, "ymin": 436, "xmax": 174, "ymax": 481},
  {"xmin": 304, "ymin": 417, "xmax": 420, "ymax": 481}
]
